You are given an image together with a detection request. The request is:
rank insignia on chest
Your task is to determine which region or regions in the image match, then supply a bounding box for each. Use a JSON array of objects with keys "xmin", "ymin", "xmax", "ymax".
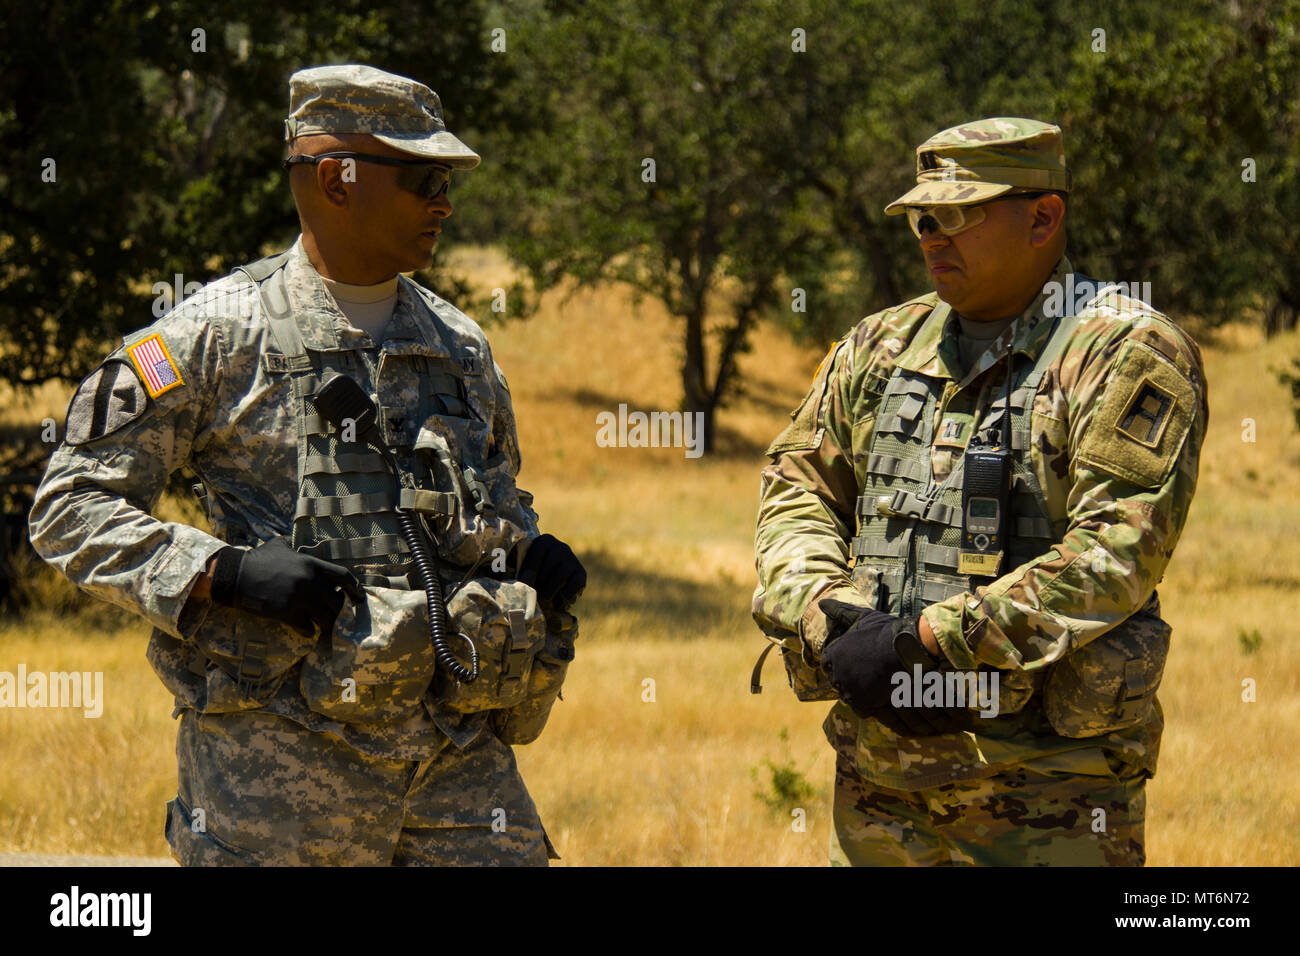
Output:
[
  {"xmin": 126, "ymin": 333, "xmax": 185, "ymax": 399},
  {"xmin": 936, "ymin": 417, "xmax": 969, "ymax": 450}
]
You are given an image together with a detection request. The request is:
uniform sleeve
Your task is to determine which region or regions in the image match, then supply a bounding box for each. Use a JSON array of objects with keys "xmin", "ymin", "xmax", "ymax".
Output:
[
  {"xmin": 27, "ymin": 313, "xmax": 229, "ymax": 640},
  {"xmin": 752, "ymin": 334, "xmax": 869, "ymax": 652},
  {"xmin": 924, "ymin": 323, "xmax": 1209, "ymax": 672},
  {"xmin": 487, "ymin": 352, "xmax": 541, "ymax": 539}
]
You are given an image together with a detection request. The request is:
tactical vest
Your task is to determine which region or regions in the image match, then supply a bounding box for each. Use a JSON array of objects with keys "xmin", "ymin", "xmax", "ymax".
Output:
[
  {"xmin": 207, "ymin": 253, "xmax": 573, "ymax": 739},
  {"xmin": 762, "ymin": 283, "xmax": 1170, "ymax": 739},
  {"xmin": 848, "ymin": 300, "xmax": 1072, "ymax": 616}
]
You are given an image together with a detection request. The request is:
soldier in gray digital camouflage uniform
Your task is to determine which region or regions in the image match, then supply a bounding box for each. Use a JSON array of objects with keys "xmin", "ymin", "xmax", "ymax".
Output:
[
  {"xmin": 29, "ymin": 64, "xmax": 586, "ymax": 866},
  {"xmin": 752, "ymin": 118, "xmax": 1207, "ymax": 866}
]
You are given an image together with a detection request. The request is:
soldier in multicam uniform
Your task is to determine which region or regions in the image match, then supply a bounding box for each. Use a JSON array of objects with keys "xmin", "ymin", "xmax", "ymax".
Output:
[
  {"xmin": 752, "ymin": 118, "xmax": 1207, "ymax": 866},
  {"xmin": 29, "ymin": 64, "xmax": 586, "ymax": 866}
]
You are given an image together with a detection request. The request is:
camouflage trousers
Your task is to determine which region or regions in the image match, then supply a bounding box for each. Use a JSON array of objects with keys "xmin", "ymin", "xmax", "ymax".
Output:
[
  {"xmin": 828, "ymin": 713, "xmax": 1147, "ymax": 867},
  {"xmin": 165, "ymin": 708, "xmax": 554, "ymax": 866}
]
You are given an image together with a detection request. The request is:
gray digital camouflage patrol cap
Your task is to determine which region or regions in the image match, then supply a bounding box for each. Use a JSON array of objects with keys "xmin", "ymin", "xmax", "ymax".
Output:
[
  {"xmin": 284, "ymin": 64, "xmax": 480, "ymax": 169},
  {"xmin": 884, "ymin": 117, "xmax": 1069, "ymax": 214}
]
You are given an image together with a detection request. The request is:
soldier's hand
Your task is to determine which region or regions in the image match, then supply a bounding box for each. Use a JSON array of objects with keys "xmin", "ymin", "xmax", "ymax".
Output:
[
  {"xmin": 819, "ymin": 598, "xmax": 963, "ymax": 736},
  {"xmin": 517, "ymin": 533, "xmax": 586, "ymax": 612},
  {"xmin": 210, "ymin": 536, "xmax": 365, "ymax": 638},
  {"xmin": 819, "ymin": 599, "xmax": 905, "ymax": 715}
]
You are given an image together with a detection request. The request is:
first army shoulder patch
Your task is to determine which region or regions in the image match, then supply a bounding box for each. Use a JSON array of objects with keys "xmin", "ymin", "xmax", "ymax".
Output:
[
  {"xmin": 1078, "ymin": 340, "xmax": 1196, "ymax": 488},
  {"xmin": 1116, "ymin": 380, "xmax": 1174, "ymax": 448},
  {"xmin": 126, "ymin": 333, "xmax": 185, "ymax": 399}
]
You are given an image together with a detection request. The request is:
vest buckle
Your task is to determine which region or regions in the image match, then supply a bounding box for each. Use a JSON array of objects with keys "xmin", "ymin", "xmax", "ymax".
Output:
[{"xmin": 877, "ymin": 489, "xmax": 926, "ymax": 520}]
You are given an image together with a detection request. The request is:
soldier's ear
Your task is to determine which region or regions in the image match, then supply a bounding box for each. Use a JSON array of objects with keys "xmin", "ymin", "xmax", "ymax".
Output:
[
  {"xmin": 316, "ymin": 159, "xmax": 352, "ymax": 208},
  {"xmin": 1028, "ymin": 194, "xmax": 1066, "ymax": 248}
]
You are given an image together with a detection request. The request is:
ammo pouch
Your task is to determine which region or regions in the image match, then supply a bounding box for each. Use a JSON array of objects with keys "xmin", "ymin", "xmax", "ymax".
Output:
[
  {"xmin": 432, "ymin": 577, "xmax": 547, "ymax": 714},
  {"xmin": 189, "ymin": 605, "xmax": 317, "ymax": 712},
  {"xmin": 1042, "ymin": 594, "xmax": 1171, "ymax": 738},
  {"xmin": 300, "ymin": 585, "xmax": 438, "ymax": 724},
  {"xmin": 492, "ymin": 607, "xmax": 578, "ymax": 745}
]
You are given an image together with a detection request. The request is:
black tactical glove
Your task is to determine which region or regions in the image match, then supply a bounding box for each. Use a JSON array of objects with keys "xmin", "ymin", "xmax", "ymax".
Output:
[
  {"xmin": 210, "ymin": 536, "xmax": 364, "ymax": 639},
  {"xmin": 517, "ymin": 534, "xmax": 586, "ymax": 612},
  {"xmin": 819, "ymin": 598, "xmax": 965, "ymax": 736}
]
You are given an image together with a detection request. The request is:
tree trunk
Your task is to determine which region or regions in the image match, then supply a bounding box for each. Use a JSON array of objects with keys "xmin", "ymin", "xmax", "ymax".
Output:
[
  {"xmin": 851, "ymin": 204, "xmax": 900, "ymax": 307},
  {"xmin": 682, "ymin": 302, "xmax": 716, "ymax": 454},
  {"xmin": 1265, "ymin": 299, "xmax": 1298, "ymax": 338}
]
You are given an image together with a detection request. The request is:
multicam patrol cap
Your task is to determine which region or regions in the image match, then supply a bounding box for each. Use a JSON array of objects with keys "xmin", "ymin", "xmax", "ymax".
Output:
[
  {"xmin": 884, "ymin": 117, "xmax": 1069, "ymax": 214},
  {"xmin": 284, "ymin": 64, "xmax": 480, "ymax": 169}
]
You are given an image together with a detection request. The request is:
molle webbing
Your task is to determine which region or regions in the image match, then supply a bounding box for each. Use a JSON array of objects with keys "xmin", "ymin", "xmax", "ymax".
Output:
[
  {"xmin": 850, "ymin": 301, "xmax": 1086, "ymax": 615},
  {"xmin": 234, "ymin": 255, "xmax": 468, "ymax": 579}
]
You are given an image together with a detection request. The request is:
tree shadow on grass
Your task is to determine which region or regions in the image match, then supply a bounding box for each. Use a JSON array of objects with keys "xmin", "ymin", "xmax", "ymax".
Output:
[{"xmin": 573, "ymin": 546, "xmax": 757, "ymax": 643}]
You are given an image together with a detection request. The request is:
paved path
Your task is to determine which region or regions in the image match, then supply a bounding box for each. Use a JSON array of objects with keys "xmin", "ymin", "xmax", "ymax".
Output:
[{"xmin": 0, "ymin": 853, "xmax": 176, "ymax": 867}]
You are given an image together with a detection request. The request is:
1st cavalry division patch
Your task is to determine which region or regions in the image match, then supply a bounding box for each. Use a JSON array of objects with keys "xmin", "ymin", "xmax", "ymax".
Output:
[
  {"xmin": 126, "ymin": 333, "xmax": 185, "ymax": 399},
  {"xmin": 64, "ymin": 359, "xmax": 148, "ymax": 445}
]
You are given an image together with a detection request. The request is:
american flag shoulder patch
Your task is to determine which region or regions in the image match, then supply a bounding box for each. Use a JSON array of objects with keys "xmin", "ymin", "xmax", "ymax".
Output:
[{"xmin": 126, "ymin": 333, "xmax": 185, "ymax": 399}]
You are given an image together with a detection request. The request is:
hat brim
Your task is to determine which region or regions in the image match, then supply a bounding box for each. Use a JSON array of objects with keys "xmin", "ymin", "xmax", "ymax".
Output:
[
  {"xmin": 371, "ymin": 130, "xmax": 480, "ymax": 169},
  {"xmin": 883, "ymin": 180, "xmax": 1013, "ymax": 215}
]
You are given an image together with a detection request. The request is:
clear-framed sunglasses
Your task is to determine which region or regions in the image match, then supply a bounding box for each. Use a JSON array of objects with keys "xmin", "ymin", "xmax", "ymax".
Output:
[{"xmin": 907, "ymin": 191, "xmax": 1052, "ymax": 239}]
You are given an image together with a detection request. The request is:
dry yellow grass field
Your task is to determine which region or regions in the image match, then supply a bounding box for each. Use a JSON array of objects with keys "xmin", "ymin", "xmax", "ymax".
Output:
[{"xmin": 1, "ymin": 246, "xmax": 1296, "ymax": 866}]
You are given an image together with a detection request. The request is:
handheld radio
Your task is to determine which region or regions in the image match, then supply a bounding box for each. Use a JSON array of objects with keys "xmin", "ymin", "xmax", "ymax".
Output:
[{"xmin": 958, "ymin": 352, "xmax": 1014, "ymax": 578}]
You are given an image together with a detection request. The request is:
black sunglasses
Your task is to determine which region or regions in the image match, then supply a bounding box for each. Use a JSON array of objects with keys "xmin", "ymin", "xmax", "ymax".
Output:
[{"xmin": 283, "ymin": 151, "xmax": 453, "ymax": 199}]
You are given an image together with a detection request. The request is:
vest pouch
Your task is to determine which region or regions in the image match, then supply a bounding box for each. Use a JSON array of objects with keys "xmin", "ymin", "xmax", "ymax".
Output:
[
  {"xmin": 299, "ymin": 585, "xmax": 438, "ymax": 724},
  {"xmin": 414, "ymin": 416, "xmax": 532, "ymax": 566},
  {"xmin": 849, "ymin": 564, "xmax": 903, "ymax": 614},
  {"xmin": 432, "ymin": 577, "xmax": 546, "ymax": 714},
  {"xmin": 1042, "ymin": 604, "xmax": 1171, "ymax": 738},
  {"xmin": 781, "ymin": 634, "xmax": 839, "ymax": 701},
  {"xmin": 492, "ymin": 607, "xmax": 578, "ymax": 745},
  {"xmin": 189, "ymin": 605, "xmax": 315, "ymax": 711},
  {"xmin": 994, "ymin": 668, "xmax": 1041, "ymax": 717}
]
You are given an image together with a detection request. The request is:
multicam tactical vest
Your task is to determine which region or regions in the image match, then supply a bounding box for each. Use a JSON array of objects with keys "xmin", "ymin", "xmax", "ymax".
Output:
[
  {"xmin": 221, "ymin": 253, "xmax": 566, "ymax": 735},
  {"xmin": 848, "ymin": 300, "xmax": 1070, "ymax": 617},
  {"xmin": 771, "ymin": 281, "xmax": 1170, "ymax": 739}
]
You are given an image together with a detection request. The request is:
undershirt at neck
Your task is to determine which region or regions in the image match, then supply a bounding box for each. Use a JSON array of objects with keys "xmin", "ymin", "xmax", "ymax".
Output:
[
  {"xmin": 955, "ymin": 312, "xmax": 1018, "ymax": 371},
  {"xmin": 320, "ymin": 274, "xmax": 399, "ymax": 343}
]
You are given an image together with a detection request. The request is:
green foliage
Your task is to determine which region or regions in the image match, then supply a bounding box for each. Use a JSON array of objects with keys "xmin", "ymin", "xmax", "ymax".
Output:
[
  {"xmin": 7, "ymin": 0, "xmax": 1300, "ymax": 433},
  {"xmin": 1050, "ymin": 1, "xmax": 1300, "ymax": 326},
  {"xmin": 1277, "ymin": 358, "xmax": 1300, "ymax": 430},
  {"xmin": 474, "ymin": 0, "xmax": 837, "ymax": 446},
  {"xmin": 1238, "ymin": 627, "xmax": 1263, "ymax": 655},
  {"xmin": 751, "ymin": 726, "xmax": 821, "ymax": 814},
  {"xmin": 0, "ymin": 0, "xmax": 517, "ymax": 387},
  {"xmin": 474, "ymin": 0, "xmax": 1300, "ymax": 444}
]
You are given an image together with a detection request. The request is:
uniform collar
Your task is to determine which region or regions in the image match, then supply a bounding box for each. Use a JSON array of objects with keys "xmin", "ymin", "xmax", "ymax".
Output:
[
  {"xmin": 281, "ymin": 236, "xmax": 452, "ymax": 357},
  {"xmin": 895, "ymin": 255, "xmax": 1074, "ymax": 384}
]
